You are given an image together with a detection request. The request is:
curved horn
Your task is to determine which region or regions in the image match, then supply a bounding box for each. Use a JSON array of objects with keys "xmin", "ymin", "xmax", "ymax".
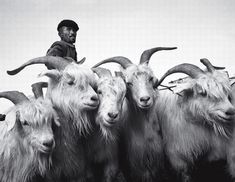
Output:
[
  {"xmin": 0, "ymin": 91, "xmax": 29, "ymax": 105},
  {"xmin": 31, "ymin": 82, "xmax": 48, "ymax": 99},
  {"xmin": 77, "ymin": 57, "xmax": 86, "ymax": 64},
  {"xmin": 115, "ymin": 71, "xmax": 123, "ymax": 78},
  {"xmin": 7, "ymin": 56, "xmax": 70, "ymax": 75},
  {"xmin": 93, "ymin": 56, "xmax": 133, "ymax": 69},
  {"xmin": 64, "ymin": 57, "xmax": 86, "ymax": 65},
  {"xmin": 92, "ymin": 67, "xmax": 112, "ymax": 78},
  {"xmin": 157, "ymin": 63, "xmax": 205, "ymax": 86},
  {"xmin": 200, "ymin": 58, "xmax": 225, "ymax": 72},
  {"xmin": 140, "ymin": 47, "xmax": 177, "ymax": 65}
]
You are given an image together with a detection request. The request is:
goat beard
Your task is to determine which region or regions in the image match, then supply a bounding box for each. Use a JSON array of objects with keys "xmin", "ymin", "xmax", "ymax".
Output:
[
  {"xmin": 36, "ymin": 152, "xmax": 53, "ymax": 176},
  {"xmin": 97, "ymin": 118, "xmax": 118, "ymax": 142},
  {"xmin": 52, "ymin": 98, "xmax": 93, "ymax": 136},
  {"xmin": 0, "ymin": 144, "xmax": 52, "ymax": 182},
  {"xmin": 186, "ymin": 108, "xmax": 234, "ymax": 139},
  {"xmin": 18, "ymin": 151, "xmax": 52, "ymax": 182},
  {"xmin": 207, "ymin": 113, "xmax": 234, "ymax": 139},
  {"xmin": 21, "ymin": 146, "xmax": 53, "ymax": 179}
]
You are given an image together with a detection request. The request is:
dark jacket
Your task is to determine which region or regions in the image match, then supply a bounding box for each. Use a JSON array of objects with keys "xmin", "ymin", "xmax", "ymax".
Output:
[{"xmin": 46, "ymin": 40, "xmax": 77, "ymax": 61}]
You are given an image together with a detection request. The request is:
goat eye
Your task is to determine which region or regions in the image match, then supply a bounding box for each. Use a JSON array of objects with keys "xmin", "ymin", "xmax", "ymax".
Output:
[
  {"xmin": 67, "ymin": 80, "xmax": 74, "ymax": 85},
  {"xmin": 228, "ymin": 95, "xmax": 232, "ymax": 102},
  {"xmin": 127, "ymin": 82, "xmax": 133, "ymax": 87},
  {"xmin": 97, "ymin": 90, "xmax": 102, "ymax": 95},
  {"xmin": 199, "ymin": 91, "xmax": 207, "ymax": 97},
  {"xmin": 149, "ymin": 77, "xmax": 153, "ymax": 82}
]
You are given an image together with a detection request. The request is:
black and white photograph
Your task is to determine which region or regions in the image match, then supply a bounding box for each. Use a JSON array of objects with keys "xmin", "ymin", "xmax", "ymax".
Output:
[{"xmin": 0, "ymin": 0, "xmax": 235, "ymax": 181}]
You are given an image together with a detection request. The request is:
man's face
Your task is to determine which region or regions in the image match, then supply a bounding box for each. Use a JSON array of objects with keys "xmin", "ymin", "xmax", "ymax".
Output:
[{"xmin": 59, "ymin": 26, "xmax": 77, "ymax": 44}]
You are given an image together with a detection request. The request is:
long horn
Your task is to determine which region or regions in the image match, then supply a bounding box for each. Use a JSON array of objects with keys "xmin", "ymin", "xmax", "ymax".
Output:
[
  {"xmin": 64, "ymin": 57, "xmax": 86, "ymax": 64},
  {"xmin": 92, "ymin": 67, "xmax": 112, "ymax": 78},
  {"xmin": 140, "ymin": 47, "xmax": 177, "ymax": 65},
  {"xmin": 77, "ymin": 57, "xmax": 86, "ymax": 64},
  {"xmin": 157, "ymin": 63, "xmax": 205, "ymax": 86},
  {"xmin": 200, "ymin": 58, "xmax": 225, "ymax": 72},
  {"xmin": 0, "ymin": 91, "xmax": 29, "ymax": 105},
  {"xmin": 7, "ymin": 56, "xmax": 70, "ymax": 75},
  {"xmin": 31, "ymin": 82, "xmax": 48, "ymax": 99},
  {"xmin": 93, "ymin": 56, "xmax": 133, "ymax": 69},
  {"xmin": 115, "ymin": 71, "xmax": 124, "ymax": 78}
]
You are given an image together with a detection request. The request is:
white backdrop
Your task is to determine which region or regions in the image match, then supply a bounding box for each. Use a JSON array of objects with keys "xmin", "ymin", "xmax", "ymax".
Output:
[{"xmin": 0, "ymin": 0, "xmax": 235, "ymax": 112}]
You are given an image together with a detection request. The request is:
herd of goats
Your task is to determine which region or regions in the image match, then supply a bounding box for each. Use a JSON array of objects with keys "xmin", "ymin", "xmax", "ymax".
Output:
[{"xmin": 1, "ymin": 47, "xmax": 235, "ymax": 182}]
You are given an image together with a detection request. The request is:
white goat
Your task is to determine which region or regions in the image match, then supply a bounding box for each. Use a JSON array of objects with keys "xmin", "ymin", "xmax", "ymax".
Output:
[
  {"xmin": 226, "ymin": 81, "xmax": 235, "ymax": 181},
  {"xmin": 155, "ymin": 59, "xmax": 235, "ymax": 182},
  {"xmin": 85, "ymin": 67, "xmax": 128, "ymax": 182},
  {"xmin": 7, "ymin": 56, "xmax": 99, "ymax": 182},
  {"xmin": 93, "ymin": 47, "xmax": 177, "ymax": 182},
  {"xmin": 0, "ymin": 91, "xmax": 59, "ymax": 182}
]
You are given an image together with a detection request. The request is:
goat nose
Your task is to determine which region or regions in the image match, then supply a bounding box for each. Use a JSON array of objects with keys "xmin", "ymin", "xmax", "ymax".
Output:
[
  {"xmin": 91, "ymin": 95, "xmax": 98, "ymax": 102},
  {"xmin": 140, "ymin": 96, "xmax": 150, "ymax": 102},
  {"xmin": 108, "ymin": 112, "xmax": 118, "ymax": 119},
  {"xmin": 226, "ymin": 108, "xmax": 235, "ymax": 116},
  {"xmin": 43, "ymin": 139, "xmax": 54, "ymax": 148}
]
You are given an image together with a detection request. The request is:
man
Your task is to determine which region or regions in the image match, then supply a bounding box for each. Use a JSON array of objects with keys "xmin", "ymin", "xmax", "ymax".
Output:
[{"xmin": 47, "ymin": 19, "xmax": 79, "ymax": 62}]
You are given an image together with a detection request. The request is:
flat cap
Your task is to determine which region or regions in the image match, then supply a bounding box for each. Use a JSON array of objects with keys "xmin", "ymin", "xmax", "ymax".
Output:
[{"xmin": 57, "ymin": 19, "xmax": 79, "ymax": 31}]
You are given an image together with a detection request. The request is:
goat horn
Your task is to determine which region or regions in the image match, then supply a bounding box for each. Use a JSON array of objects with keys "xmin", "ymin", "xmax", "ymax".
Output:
[
  {"xmin": 200, "ymin": 58, "xmax": 225, "ymax": 72},
  {"xmin": 115, "ymin": 71, "xmax": 123, "ymax": 78},
  {"xmin": 31, "ymin": 82, "xmax": 48, "ymax": 99},
  {"xmin": 93, "ymin": 56, "xmax": 132, "ymax": 69},
  {"xmin": 7, "ymin": 56, "xmax": 70, "ymax": 75},
  {"xmin": 157, "ymin": 63, "xmax": 205, "ymax": 86},
  {"xmin": 0, "ymin": 91, "xmax": 29, "ymax": 105},
  {"xmin": 92, "ymin": 67, "xmax": 112, "ymax": 78},
  {"xmin": 77, "ymin": 57, "xmax": 86, "ymax": 64},
  {"xmin": 140, "ymin": 47, "xmax": 177, "ymax": 65}
]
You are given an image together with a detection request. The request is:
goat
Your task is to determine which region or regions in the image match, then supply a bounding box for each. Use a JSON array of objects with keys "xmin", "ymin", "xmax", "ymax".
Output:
[
  {"xmin": 155, "ymin": 59, "xmax": 235, "ymax": 182},
  {"xmin": 0, "ymin": 91, "xmax": 59, "ymax": 182},
  {"xmin": 7, "ymin": 56, "xmax": 99, "ymax": 182},
  {"xmin": 93, "ymin": 47, "xmax": 177, "ymax": 182},
  {"xmin": 85, "ymin": 67, "xmax": 128, "ymax": 182},
  {"xmin": 226, "ymin": 81, "xmax": 235, "ymax": 181}
]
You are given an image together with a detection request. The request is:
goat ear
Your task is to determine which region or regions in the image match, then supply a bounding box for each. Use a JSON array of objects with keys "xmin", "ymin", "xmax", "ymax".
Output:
[
  {"xmin": 115, "ymin": 71, "xmax": 125, "ymax": 80},
  {"xmin": 194, "ymin": 83, "xmax": 206, "ymax": 96},
  {"xmin": 15, "ymin": 111, "xmax": 23, "ymax": 131},
  {"xmin": 39, "ymin": 70, "xmax": 62, "ymax": 81},
  {"xmin": 53, "ymin": 116, "xmax": 61, "ymax": 127},
  {"xmin": 5, "ymin": 110, "xmax": 17, "ymax": 132}
]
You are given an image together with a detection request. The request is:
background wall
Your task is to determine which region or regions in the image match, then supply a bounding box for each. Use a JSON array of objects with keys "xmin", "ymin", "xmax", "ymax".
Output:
[{"xmin": 0, "ymin": 0, "xmax": 235, "ymax": 112}]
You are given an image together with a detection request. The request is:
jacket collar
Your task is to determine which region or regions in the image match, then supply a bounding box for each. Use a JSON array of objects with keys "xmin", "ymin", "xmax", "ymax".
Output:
[{"xmin": 61, "ymin": 40, "xmax": 75, "ymax": 48}]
